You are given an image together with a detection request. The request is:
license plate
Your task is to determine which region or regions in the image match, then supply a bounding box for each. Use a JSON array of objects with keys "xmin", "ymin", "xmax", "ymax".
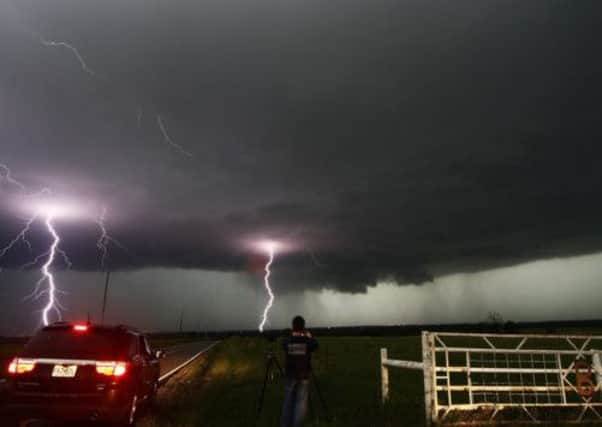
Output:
[{"xmin": 52, "ymin": 365, "xmax": 78, "ymax": 378}]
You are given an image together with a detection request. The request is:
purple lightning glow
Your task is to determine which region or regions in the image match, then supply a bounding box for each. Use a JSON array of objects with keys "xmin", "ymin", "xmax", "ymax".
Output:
[{"xmin": 258, "ymin": 242, "xmax": 276, "ymax": 333}]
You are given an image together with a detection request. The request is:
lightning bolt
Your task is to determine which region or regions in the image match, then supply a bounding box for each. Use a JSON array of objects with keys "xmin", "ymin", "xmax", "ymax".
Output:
[
  {"xmin": 0, "ymin": 166, "xmax": 50, "ymax": 264},
  {"xmin": 7, "ymin": 213, "xmax": 71, "ymax": 326},
  {"xmin": 40, "ymin": 37, "xmax": 95, "ymax": 76},
  {"xmin": 94, "ymin": 206, "xmax": 130, "ymax": 271},
  {"xmin": 18, "ymin": 240, "xmax": 71, "ymax": 272},
  {"xmin": 96, "ymin": 206, "xmax": 110, "ymax": 269},
  {"xmin": 36, "ymin": 31, "xmax": 192, "ymax": 157},
  {"xmin": 156, "ymin": 115, "xmax": 193, "ymax": 157},
  {"xmin": 41, "ymin": 213, "xmax": 61, "ymax": 326},
  {"xmin": 0, "ymin": 163, "xmax": 26, "ymax": 193},
  {"xmin": 20, "ymin": 212, "xmax": 71, "ymax": 326},
  {"xmin": 1, "ymin": 163, "xmax": 52, "ymax": 199},
  {"xmin": 258, "ymin": 244, "xmax": 276, "ymax": 333},
  {"xmin": 0, "ymin": 165, "xmax": 36, "ymax": 274},
  {"xmin": 0, "ymin": 214, "xmax": 37, "ymax": 259},
  {"xmin": 0, "ymin": 163, "xmax": 72, "ymax": 325},
  {"xmin": 19, "ymin": 249, "xmax": 50, "ymax": 271}
]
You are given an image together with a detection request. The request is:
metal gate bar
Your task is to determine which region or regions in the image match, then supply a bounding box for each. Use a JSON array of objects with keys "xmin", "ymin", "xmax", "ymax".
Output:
[{"xmin": 381, "ymin": 331, "xmax": 602, "ymax": 425}]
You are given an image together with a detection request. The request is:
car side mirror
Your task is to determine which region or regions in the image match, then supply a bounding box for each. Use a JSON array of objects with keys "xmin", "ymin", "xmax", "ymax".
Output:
[{"xmin": 155, "ymin": 350, "xmax": 166, "ymax": 359}]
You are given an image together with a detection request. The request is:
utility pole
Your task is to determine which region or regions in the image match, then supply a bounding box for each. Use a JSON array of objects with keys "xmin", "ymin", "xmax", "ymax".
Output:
[
  {"xmin": 101, "ymin": 270, "xmax": 111, "ymax": 324},
  {"xmin": 179, "ymin": 309, "xmax": 184, "ymax": 333}
]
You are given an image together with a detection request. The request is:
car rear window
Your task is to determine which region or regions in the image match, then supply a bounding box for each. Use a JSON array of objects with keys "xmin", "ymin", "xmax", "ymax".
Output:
[{"xmin": 22, "ymin": 328, "xmax": 131, "ymax": 359}]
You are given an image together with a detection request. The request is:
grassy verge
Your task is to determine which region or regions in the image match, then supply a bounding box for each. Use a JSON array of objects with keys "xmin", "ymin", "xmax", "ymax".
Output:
[
  {"xmin": 149, "ymin": 333, "xmax": 217, "ymax": 349},
  {"xmin": 138, "ymin": 336, "xmax": 425, "ymax": 427}
]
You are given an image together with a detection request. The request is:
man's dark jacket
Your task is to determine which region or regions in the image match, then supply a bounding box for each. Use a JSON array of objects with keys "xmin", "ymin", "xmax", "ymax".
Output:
[{"xmin": 282, "ymin": 333, "xmax": 318, "ymax": 380}]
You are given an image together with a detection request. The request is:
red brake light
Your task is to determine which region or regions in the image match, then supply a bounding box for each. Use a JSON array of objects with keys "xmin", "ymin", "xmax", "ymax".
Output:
[
  {"xmin": 113, "ymin": 362, "xmax": 127, "ymax": 377},
  {"xmin": 8, "ymin": 359, "xmax": 17, "ymax": 374},
  {"xmin": 8, "ymin": 358, "xmax": 36, "ymax": 375},
  {"xmin": 96, "ymin": 361, "xmax": 128, "ymax": 377},
  {"xmin": 73, "ymin": 324, "xmax": 88, "ymax": 332}
]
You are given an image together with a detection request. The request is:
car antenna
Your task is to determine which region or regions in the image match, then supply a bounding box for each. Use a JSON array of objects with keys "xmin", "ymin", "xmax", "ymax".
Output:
[{"xmin": 101, "ymin": 270, "xmax": 111, "ymax": 325}]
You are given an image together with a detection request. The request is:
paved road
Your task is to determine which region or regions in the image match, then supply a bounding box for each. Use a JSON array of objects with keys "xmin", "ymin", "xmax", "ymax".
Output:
[{"xmin": 159, "ymin": 341, "xmax": 218, "ymax": 381}]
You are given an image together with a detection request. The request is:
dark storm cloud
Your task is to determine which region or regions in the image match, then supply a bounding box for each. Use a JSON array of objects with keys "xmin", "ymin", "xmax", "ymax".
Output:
[{"xmin": 1, "ymin": 0, "xmax": 602, "ymax": 292}]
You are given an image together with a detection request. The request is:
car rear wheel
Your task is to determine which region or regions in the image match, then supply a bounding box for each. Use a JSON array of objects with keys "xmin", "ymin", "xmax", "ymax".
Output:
[
  {"xmin": 126, "ymin": 393, "xmax": 138, "ymax": 426},
  {"xmin": 148, "ymin": 381, "xmax": 159, "ymax": 407},
  {"xmin": 111, "ymin": 393, "xmax": 138, "ymax": 426}
]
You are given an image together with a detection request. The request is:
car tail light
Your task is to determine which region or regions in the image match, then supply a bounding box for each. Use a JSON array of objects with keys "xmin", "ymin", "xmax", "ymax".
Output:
[
  {"xmin": 113, "ymin": 363, "xmax": 127, "ymax": 377},
  {"xmin": 8, "ymin": 358, "xmax": 36, "ymax": 375},
  {"xmin": 96, "ymin": 361, "xmax": 128, "ymax": 377},
  {"xmin": 73, "ymin": 324, "xmax": 89, "ymax": 332}
]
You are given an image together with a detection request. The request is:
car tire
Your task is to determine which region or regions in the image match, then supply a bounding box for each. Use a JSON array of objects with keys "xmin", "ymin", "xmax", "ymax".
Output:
[
  {"xmin": 111, "ymin": 393, "xmax": 138, "ymax": 427},
  {"xmin": 148, "ymin": 381, "xmax": 159, "ymax": 407}
]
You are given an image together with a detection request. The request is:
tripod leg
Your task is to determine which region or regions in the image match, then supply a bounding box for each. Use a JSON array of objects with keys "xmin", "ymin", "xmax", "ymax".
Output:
[
  {"xmin": 308, "ymin": 383, "xmax": 318, "ymax": 424},
  {"xmin": 273, "ymin": 354, "xmax": 284, "ymax": 376},
  {"xmin": 311, "ymin": 371, "xmax": 332, "ymax": 421},
  {"xmin": 257, "ymin": 358, "xmax": 273, "ymax": 416}
]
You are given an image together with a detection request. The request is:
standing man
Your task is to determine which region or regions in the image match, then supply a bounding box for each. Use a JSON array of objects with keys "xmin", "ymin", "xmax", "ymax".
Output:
[{"xmin": 281, "ymin": 315, "xmax": 318, "ymax": 427}]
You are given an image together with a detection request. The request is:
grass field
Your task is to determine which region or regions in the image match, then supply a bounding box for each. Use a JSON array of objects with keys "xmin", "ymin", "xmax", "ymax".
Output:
[
  {"xmin": 139, "ymin": 332, "xmax": 602, "ymax": 427},
  {"xmin": 138, "ymin": 336, "xmax": 426, "ymax": 427},
  {"xmin": 5, "ymin": 330, "xmax": 602, "ymax": 426}
]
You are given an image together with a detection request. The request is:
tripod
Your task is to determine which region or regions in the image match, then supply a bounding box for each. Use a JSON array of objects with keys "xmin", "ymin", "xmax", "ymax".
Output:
[
  {"xmin": 309, "ymin": 370, "xmax": 332, "ymax": 423},
  {"xmin": 257, "ymin": 348, "xmax": 284, "ymax": 417},
  {"xmin": 256, "ymin": 350, "xmax": 331, "ymax": 423}
]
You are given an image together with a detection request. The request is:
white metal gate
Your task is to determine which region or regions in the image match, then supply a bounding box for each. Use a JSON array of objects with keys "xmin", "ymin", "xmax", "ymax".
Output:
[{"xmin": 381, "ymin": 331, "xmax": 602, "ymax": 425}]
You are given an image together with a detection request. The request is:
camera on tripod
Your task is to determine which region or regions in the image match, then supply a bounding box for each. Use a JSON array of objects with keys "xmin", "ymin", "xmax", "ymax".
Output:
[
  {"xmin": 263, "ymin": 330, "xmax": 281, "ymax": 343},
  {"xmin": 256, "ymin": 329, "xmax": 331, "ymax": 423}
]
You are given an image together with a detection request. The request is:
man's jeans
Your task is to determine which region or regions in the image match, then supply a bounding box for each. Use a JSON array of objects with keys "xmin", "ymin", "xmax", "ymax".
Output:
[{"xmin": 281, "ymin": 377, "xmax": 310, "ymax": 427}]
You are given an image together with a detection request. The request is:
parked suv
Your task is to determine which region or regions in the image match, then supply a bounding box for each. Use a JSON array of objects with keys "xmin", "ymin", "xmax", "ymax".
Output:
[{"xmin": 2, "ymin": 322, "xmax": 163, "ymax": 426}]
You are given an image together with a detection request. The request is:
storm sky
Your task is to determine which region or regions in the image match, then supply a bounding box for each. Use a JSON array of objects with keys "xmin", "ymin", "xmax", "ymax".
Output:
[{"xmin": 1, "ymin": 0, "xmax": 602, "ymax": 334}]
